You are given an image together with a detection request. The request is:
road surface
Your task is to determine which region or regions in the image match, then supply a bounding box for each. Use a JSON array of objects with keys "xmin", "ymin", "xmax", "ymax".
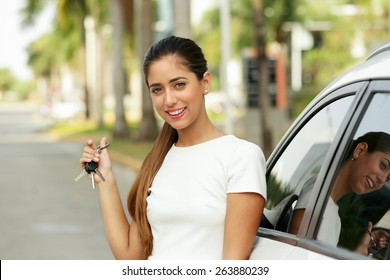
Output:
[{"xmin": 0, "ymin": 102, "xmax": 136, "ymax": 260}]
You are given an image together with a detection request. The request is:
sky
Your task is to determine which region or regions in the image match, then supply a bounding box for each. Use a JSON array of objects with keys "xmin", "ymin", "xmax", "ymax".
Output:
[
  {"xmin": 0, "ymin": 0, "xmax": 214, "ymax": 81},
  {"xmin": 0, "ymin": 1, "xmax": 54, "ymax": 80}
]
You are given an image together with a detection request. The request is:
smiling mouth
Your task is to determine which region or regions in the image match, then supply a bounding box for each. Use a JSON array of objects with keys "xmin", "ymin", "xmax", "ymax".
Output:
[
  {"xmin": 167, "ymin": 108, "xmax": 186, "ymax": 116},
  {"xmin": 366, "ymin": 177, "xmax": 374, "ymax": 189}
]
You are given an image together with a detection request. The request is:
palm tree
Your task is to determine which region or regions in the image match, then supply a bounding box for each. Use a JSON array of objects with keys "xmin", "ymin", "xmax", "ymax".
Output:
[
  {"xmin": 22, "ymin": 0, "xmax": 91, "ymax": 117},
  {"xmin": 110, "ymin": 0, "xmax": 130, "ymax": 138},
  {"xmin": 26, "ymin": 32, "xmax": 64, "ymax": 104},
  {"xmin": 253, "ymin": 0, "xmax": 272, "ymax": 158},
  {"xmin": 0, "ymin": 68, "xmax": 16, "ymax": 96},
  {"xmin": 136, "ymin": 0, "xmax": 159, "ymax": 141},
  {"xmin": 22, "ymin": 0, "xmax": 131, "ymax": 139}
]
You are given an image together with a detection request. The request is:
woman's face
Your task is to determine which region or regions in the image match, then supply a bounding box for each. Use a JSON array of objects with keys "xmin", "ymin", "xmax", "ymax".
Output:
[
  {"xmin": 350, "ymin": 143, "xmax": 390, "ymax": 194},
  {"xmin": 146, "ymin": 55, "xmax": 210, "ymax": 131}
]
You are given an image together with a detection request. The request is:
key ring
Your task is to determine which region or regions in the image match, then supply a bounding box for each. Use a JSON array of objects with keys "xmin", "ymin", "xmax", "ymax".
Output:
[{"xmin": 95, "ymin": 142, "xmax": 110, "ymax": 154}]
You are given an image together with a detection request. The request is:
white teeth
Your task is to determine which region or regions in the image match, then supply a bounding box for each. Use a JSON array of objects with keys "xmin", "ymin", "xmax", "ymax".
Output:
[
  {"xmin": 168, "ymin": 108, "xmax": 185, "ymax": 116},
  {"xmin": 367, "ymin": 177, "xmax": 374, "ymax": 188}
]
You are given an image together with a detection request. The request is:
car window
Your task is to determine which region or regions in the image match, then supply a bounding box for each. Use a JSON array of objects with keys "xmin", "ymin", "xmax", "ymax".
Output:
[
  {"xmin": 263, "ymin": 94, "xmax": 354, "ymax": 232},
  {"xmin": 329, "ymin": 92, "xmax": 390, "ymax": 259}
]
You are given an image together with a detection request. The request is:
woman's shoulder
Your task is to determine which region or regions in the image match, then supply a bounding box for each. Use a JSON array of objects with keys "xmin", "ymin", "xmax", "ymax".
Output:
[
  {"xmin": 220, "ymin": 135, "xmax": 265, "ymax": 162},
  {"xmin": 224, "ymin": 135, "xmax": 263, "ymax": 152}
]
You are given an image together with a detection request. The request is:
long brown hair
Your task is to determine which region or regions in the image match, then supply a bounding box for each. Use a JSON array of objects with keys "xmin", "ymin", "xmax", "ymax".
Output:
[
  {"xmin": 127, "ymin": 36, "xmax": 208, "ymax": 259},
  {"xmin": 127, "ymin": 123, "xmax": 177, "ymax": 258}
]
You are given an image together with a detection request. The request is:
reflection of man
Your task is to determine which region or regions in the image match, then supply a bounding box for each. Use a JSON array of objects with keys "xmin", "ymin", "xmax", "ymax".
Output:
[{"xmin": 338, "ymin": 184, "xmax": 390, "ymax": 250}]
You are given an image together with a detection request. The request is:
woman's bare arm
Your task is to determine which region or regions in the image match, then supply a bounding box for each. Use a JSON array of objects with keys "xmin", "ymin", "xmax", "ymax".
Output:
[
  {"xmin": 98, "ymin": 172, "xmax": 144, "ymax": 259},
  {"xmin": 81, "ymin": 137, "xmax": 144, "ymax": 259},
  {"xmin": 223, "ymin": 193, "xmax": 265, "ymax": 259}
]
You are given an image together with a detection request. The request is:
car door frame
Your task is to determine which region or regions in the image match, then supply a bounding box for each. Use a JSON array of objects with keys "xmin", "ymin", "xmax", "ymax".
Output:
[
  {"xmin": 258, "ymin": 80, "xmax": 372, "ymax": 259},
  {"xmin": 303, "ymin": 79, "xmax": 390, "ymax": 257},
  {"xmin": 303, "ymin": 80, "xmax": 385, "ymax": 237}
]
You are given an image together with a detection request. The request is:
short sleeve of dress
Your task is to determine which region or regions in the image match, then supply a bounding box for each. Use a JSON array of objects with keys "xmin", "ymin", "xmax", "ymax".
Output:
[
  {"xmin": 227, "ymin": 141, "xmax": 267, "ymax": 200},
  {"xmin": 295, "ymin": 175, "xmax": 317, "ymax": 209}
]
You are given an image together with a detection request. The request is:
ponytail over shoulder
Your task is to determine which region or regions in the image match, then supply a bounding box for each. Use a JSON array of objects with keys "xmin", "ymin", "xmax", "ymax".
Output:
[{"xmin": 127, "ymin": 122, "xmax": 178, "ymax": 259}]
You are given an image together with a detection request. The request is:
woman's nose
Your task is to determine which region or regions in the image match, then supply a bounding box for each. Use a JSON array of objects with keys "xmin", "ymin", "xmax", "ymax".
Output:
[
  {"xmin": 377, "ymin": 171, "xmax": 389, "ymax": 185},
  {"xmin": 164, "ymin": 90, "xmax": 177, "ymax": 106}
]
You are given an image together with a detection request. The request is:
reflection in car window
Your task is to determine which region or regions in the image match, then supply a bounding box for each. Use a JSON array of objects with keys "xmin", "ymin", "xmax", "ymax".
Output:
[
  {"xmin": 264, "ymin": 95, "xmax": 354, "ymax": 231},
  {"xmin": 335, "ymin": 93, "xmax": 390, "ymax": 259}
]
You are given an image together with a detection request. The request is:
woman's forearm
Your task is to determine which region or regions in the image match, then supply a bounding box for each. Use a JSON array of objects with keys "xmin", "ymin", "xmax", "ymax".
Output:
[{"xmin": 97, "ymin": 171, "xmax": 132, "ymax": 258}]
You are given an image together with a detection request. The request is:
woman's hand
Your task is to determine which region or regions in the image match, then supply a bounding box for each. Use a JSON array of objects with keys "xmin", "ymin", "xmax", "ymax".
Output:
[
  {"xmin": 80, "ymin": 136, "xmax": 112, "ymax": 185},
  {"xmin": 372, "ymin": 228, "xmax": 390, "ymax": 250},
  {"xmin": 356, "ymin": 221, "xmax": 390, "ymax": 256}
]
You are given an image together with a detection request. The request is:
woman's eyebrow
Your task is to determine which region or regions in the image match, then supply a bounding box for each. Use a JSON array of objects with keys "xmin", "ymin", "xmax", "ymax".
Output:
[
  {"xmin": 169, "ymin": 77, "xmax": 188, "ymax": 84},
  {"xmin": 149, "ymin": 77, "xmax": 188, "ymax": 88},
  {"xmin": 148, "ymin": 82, "xmax": 161, "ymax": 88}
]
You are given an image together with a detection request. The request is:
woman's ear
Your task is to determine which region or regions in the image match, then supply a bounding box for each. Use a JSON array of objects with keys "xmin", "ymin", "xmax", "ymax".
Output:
[
  {"xmin": 354, "ymin": 142, "xmax": 369, "ymax": 158},
  {"xmin": 202, "ymin": 71, "xmax": 212, "ymax": 92}
]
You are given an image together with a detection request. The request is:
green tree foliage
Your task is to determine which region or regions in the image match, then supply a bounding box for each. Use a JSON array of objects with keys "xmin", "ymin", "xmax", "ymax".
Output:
[
  {"xmin": 266, "ymin": 174, "xmax": 294, "ymax": 209},
  {"xmin": 300, "ymin": 0, "xmax": 389, "ymax": 86},
  {"xmin": 22, "ymin": 0, "xmax": 133, "ymax": 139},
  {"xmin": 0, "ymin": 69, "xmax": 15, "ymax": 93},
  {"xmin": 194, "ymin": 0, "xmax": 302, "ymax": 56},
  {"xmin": 193, "ymin": 0, "xmax": 302, "ymax": 89},
  {"xmin": 0, "ymin": 68, "xmax": 33, "ymax": 100},
  {"xmin": 195, "ymin": 0, "xmax": 389, "ymax": 89},
  {"xmin": 26, "ymin": 33, "xmax": 60, "ymax": 77},
  {"xmin": 21, "ymin": 0, "xmax": 102, "ymax": 73}
]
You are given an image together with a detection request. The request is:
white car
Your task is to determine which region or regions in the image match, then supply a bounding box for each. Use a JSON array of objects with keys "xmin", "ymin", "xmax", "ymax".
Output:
[{"xmin": 251, "ymin": 42, "xmax": 390, "ymax": 260}]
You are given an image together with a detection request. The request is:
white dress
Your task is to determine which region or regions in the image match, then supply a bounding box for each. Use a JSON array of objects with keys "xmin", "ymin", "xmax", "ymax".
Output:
[{"xmin": 146, "ymin": 135, "xmax": 267, "ymax": 259}]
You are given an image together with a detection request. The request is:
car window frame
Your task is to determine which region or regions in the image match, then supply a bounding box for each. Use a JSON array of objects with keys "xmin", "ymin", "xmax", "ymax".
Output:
[
  {"xmin": 304, "ymin": 80, "xmax": 390, "ymax": 241},
  {"xmin": 305, "ymin": 80, "xmax": 390, "ymax": 257},
  {"xmin": 259, "ymin": 81, "xmax": 370, "ymax": 258}
]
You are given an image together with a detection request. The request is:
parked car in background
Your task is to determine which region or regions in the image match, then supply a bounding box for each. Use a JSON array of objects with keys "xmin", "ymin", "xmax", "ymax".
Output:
[{"xmin": 250, "ymin": 42, "xmax": 390, "ymax": 260}]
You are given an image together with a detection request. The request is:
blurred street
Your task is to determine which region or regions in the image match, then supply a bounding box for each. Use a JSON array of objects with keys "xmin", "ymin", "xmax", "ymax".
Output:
[{"xmin": 0, "ymin": 102, "xmax": 136, "ymax": 259}]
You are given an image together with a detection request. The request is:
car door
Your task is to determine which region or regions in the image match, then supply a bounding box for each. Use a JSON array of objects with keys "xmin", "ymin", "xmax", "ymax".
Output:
[
  {"xmin": 251, "ymin": 81, "xmax": 369, "ymax": 259},
  {"xmin": 305, "ymin": 80, "xmax": 390, "ymax": 260},
  {"xmin": 252, "ymin": 79, "xmax": 390, "ymax": 260}
]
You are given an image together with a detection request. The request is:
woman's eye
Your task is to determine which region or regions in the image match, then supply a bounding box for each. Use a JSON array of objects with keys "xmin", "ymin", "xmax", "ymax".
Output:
[
  {"xmin": 174, "ymin": 82, "xmax": 186, "ymax": 88},
  {"xmin": 380, "ymin": 161, "xmax": 390, "ymax": 170},
  {"xmin": 150, "ymin": 88, "xmax": 162, "ymax": 94}
]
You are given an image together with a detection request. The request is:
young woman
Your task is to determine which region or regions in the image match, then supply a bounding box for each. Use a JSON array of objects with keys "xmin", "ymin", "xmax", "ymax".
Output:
[
  {"xmin": 80, "ymin": 36, "xmax": 267, "ymax": 260},
  {"xmin": 290, "ymin": 131, "xmax": 390, "ymax": 255}
]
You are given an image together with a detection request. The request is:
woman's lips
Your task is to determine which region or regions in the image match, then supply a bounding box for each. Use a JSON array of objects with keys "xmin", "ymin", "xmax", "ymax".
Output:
[
  {"xmin": 166, "ymin": 107, "xmax": 186, "ymax": 119},
  {"xmin": 366, "ymin": 177, "xmax": 374, "ymax": 189}
]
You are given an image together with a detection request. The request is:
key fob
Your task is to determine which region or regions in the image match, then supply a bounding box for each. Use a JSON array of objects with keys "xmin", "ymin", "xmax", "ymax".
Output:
[{"xmin": 85, "ymin": 161, "xmax": 98, "ymax": 174}]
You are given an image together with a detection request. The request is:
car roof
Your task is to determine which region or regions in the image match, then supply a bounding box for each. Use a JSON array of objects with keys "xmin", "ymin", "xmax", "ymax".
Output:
[{"xmin": 315, "ymin": 41, "xmax": 390, "ymax": 99}]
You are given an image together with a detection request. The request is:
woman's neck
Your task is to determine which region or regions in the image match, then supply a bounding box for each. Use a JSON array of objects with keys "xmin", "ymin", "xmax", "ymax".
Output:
[{"xmin": 175, "ymin": 119, "xmax": 225, "ymax": 147}]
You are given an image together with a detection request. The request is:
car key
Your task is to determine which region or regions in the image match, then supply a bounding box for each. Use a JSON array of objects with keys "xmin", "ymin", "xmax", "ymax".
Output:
[
  {"xmin": 74, "ymin": 169, "xmax": 88, "ymax": 182},
  {"xmin": 85, "ymin": 161, "xmax": 107, "ymax": 189},
  {"xmin": 74, "ymin": 142, "xmax": 110, "ymax": 189},
  {"xmin": 74, "ymin": 161, "xmax": 99, "ymax": 188},
  {"xmin": 86, "ymin": 161, "xmax": 98, "ymax": 189}
]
